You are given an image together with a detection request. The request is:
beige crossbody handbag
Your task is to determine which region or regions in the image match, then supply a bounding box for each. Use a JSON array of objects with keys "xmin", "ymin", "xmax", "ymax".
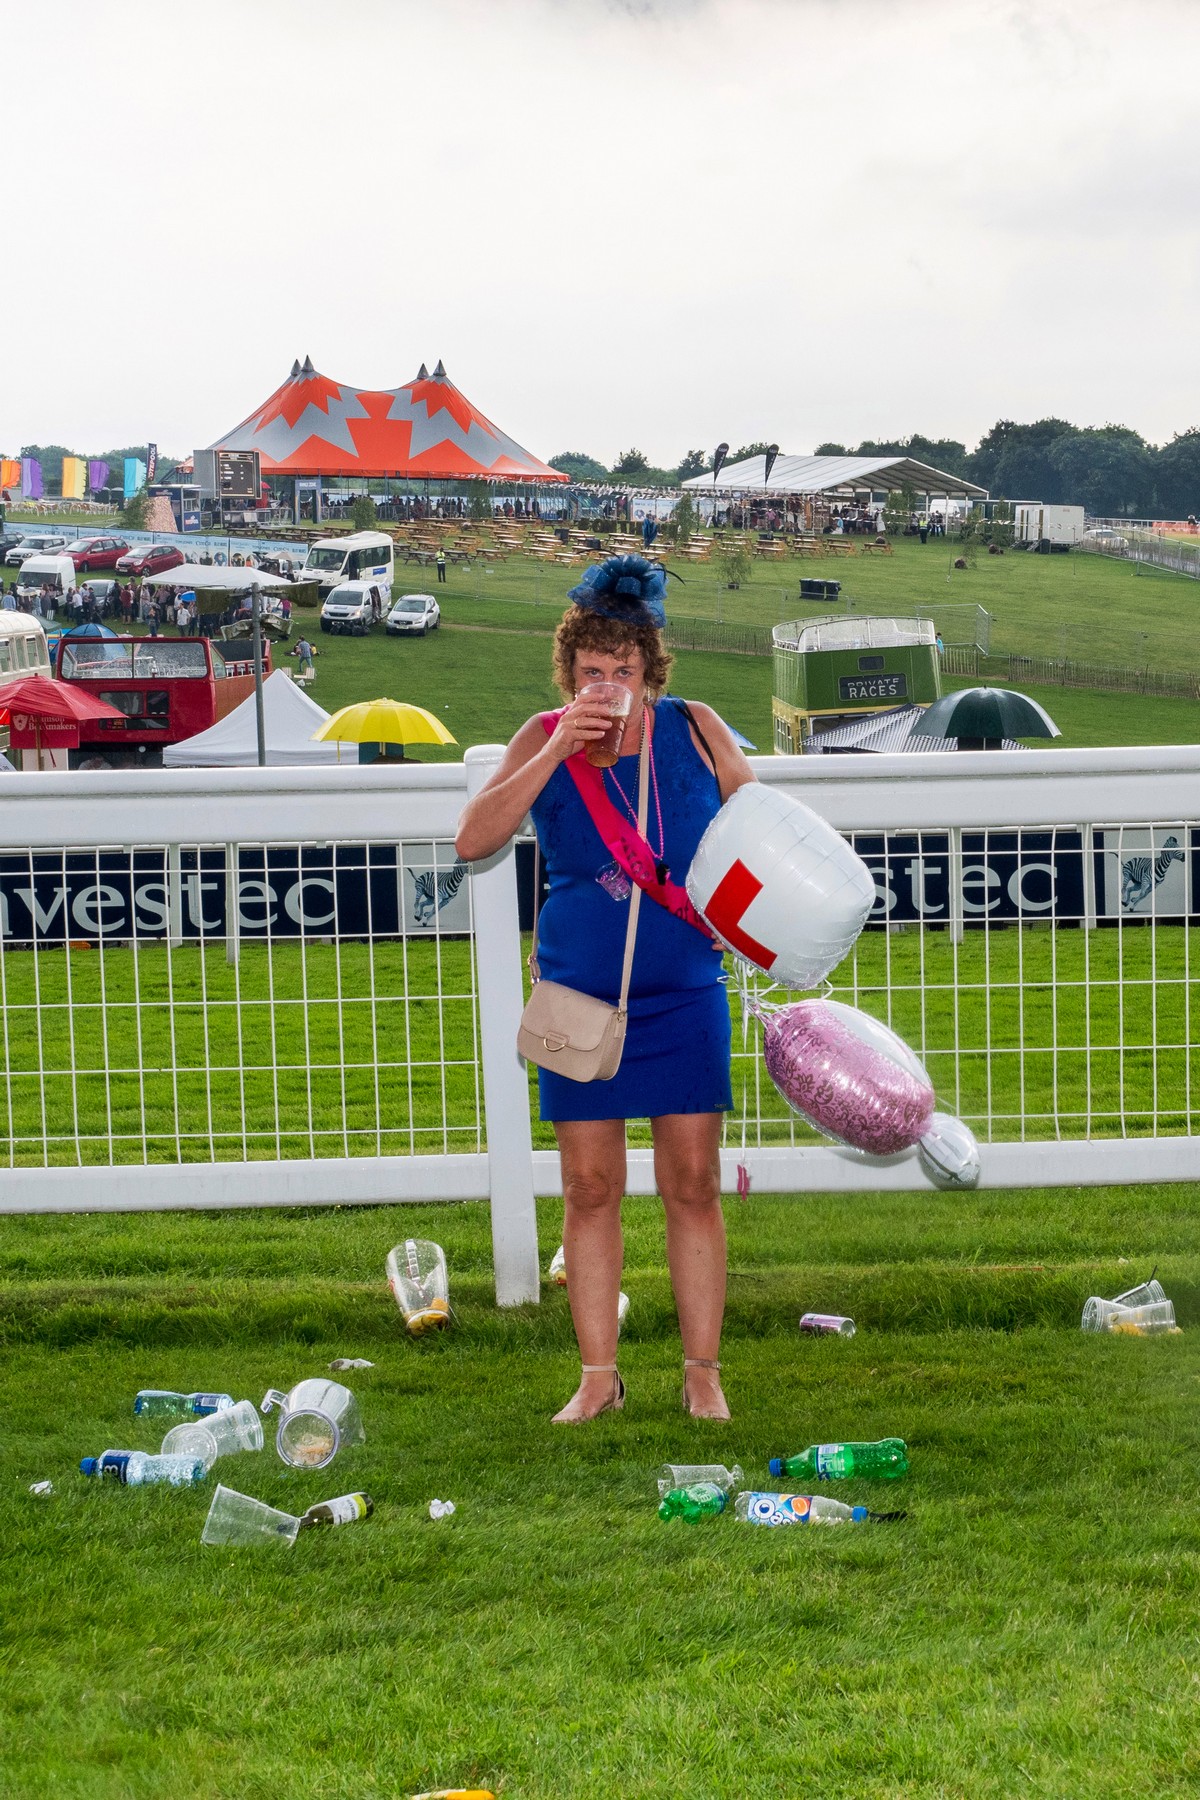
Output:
[{"xmin": 517, "ymin": 726, "xmax": 648, "ymax": 1083}]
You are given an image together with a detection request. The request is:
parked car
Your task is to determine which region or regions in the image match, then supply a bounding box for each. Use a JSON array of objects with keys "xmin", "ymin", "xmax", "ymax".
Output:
[
  {"xmin": 385, "ymin": 592, "xmax": 440, "ymax": 636},
  {"xmin": 5, "ymin": 531, "xmax": 68, "ymax": 566},
  {"xmin": 1084, "ymin": 527, "xmax": 1128, "ymax": 550},
  {"xmin": 116, "ymin": 543, "xmax": 185, "ymax": 576},
  {"xmin": 78, "ymin": 577, "xmax": 123, "ymax": 611},
  {"xmin": 0, "ymin": 528, "xmax": 30, "ymax": 557},
  {"xmin": 320, "ymin": 579, "xmax": 381, "ymax": 635},
  {"xmin": 63, "ymin": 535, "xmax": 130, "ymax": 572}
]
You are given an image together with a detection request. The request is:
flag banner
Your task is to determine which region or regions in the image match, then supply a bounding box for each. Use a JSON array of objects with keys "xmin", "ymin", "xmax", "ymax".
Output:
[
  {"xmin": 146, "ymin": 443, "xmax": 158, "ymax": 482},
  {"xmin": 61, "ymin": 456, "xmax": 86, "ymax": 499},
  {"xmin": 0, "ymin": 459, "xmax": 20, "ymax": 494},
  {"xmin": 21, "ymin": 458, "xmax": 43, "ymax": 499},
  {"xmin": 88, "ymin": 460, "xmax": 110, "ymax": 492},
  {"xmin": 123, "ymin": 458, "xmax": 147, "ymax": 500}
]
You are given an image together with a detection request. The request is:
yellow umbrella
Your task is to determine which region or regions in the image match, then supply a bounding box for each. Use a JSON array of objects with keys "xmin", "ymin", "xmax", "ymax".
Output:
[{"xmin": 311, "ymin": 698, "xmax": 457, "ymax": 756}]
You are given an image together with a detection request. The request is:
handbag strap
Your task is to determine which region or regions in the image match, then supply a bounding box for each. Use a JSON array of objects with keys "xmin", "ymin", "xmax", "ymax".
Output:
[{"xmin": 530, "ymin": 717, "xmax": 649, "ymax": 1011}]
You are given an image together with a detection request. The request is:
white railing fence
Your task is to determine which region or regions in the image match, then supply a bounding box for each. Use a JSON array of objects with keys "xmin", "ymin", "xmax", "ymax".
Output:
[{"xmin": 0, "ymin": 747, "xmax": 1197, "ymax": 1304}]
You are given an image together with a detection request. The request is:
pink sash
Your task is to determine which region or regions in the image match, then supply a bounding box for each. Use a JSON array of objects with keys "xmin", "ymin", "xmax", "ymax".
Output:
[{"xmin": 540, "ymin": 709, "xmax": 714, "ymax": 939}]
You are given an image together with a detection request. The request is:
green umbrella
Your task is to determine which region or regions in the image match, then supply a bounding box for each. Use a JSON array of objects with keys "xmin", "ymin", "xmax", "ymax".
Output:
[{"xmin": 910, "ymin": 686, "xmax": 1060, "ymax": 751}]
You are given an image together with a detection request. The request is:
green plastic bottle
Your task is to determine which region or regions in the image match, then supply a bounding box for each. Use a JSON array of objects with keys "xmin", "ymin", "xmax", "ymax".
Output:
[
  {"xmin": 769, "ymin": 1439, "xmax": 908, "ymax": 1481},
  {"xmin": 657, "ymin": 1481, "xmax": 729, "ymax": 1522}
]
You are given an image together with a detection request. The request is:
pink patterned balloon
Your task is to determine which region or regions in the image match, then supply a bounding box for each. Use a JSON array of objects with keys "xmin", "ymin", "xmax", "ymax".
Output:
[{"xmin": 763, "ymin": 999, "xmax": 936, "ymax": 1156}]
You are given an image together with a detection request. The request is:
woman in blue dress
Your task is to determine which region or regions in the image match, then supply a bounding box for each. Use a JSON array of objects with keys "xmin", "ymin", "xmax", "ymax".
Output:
[{"xmin": 456, "ymin": 557, "xmax": 755, "ymax": 1423}]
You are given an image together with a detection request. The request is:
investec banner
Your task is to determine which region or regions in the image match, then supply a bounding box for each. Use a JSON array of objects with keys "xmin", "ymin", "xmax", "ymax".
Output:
[
  {"xmin": 850, "ymin": 829, "xmax": 1199, "ymax": 925},
  {"xmin": 0, "ymin": 846, "xmax": 470, "ymax": 947}
]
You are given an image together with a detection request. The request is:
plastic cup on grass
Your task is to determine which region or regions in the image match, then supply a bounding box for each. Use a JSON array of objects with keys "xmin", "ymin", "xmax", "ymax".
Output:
[
  {"xmin": 201, "ymin": 1484, "xmax": 300, "ymax": 1547},
  {"xmin": 163, "ymin": 1399, "xmax": 264, "ymax": 1468}
]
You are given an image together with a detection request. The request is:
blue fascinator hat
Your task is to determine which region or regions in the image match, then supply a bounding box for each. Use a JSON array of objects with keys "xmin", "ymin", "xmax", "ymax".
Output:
[{"xmin": 567, "ymin": 554, "xmax": 667, "ymax": 630}]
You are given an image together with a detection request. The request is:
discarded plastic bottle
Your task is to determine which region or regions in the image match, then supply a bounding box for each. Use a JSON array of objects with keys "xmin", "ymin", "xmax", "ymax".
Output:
[
  {"xmin": 80, "ymin": 1450, "xmax": 207, "ymax": 1487},
  {"xmin": 299, "ymin": 1491, "xmax": 374, "ymax": 1529},
  {"xmin": 657, "ymin": 1481, "xmax": 728, "ymax": 1522},
  {"xmin": 134, "ymin": 1390, "xmax": 233, "ymax": 1419},
  {"xmin": 768, "ymin": 1438, "xmax": 908, "ymax": 1481},
  {"xmin": 735, "ymin": 1491, "xmax": 869, "ymax": 1526},
  {"xmin": 799, "ymin": 1313, "xmax": 856, "ymax": 1337},
  {"xmin": 656, "ymin": 1462, "xmax": 743, "ymax": 1498}
]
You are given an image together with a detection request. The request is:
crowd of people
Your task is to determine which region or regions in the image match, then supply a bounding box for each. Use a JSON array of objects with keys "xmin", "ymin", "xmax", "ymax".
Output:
[{"xmin": 0, "ymin": 574, "xmax": 291, "ymax": 641}]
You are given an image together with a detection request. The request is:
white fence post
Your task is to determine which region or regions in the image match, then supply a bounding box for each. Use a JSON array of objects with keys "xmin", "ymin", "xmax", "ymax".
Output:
[{"xmin": 464, "ymin": 746, "xmax": 540, "ymax": 1307}]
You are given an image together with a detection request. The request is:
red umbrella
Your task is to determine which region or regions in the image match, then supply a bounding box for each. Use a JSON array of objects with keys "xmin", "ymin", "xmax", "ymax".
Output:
[{"xmin": 4, "ymin": 675, "xmax": 126, "ymax": 769}]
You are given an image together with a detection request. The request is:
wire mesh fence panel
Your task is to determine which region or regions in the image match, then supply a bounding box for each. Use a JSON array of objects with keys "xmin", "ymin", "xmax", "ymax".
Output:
[
  {"xmin": 722, "ymin": 822, "xmax": 1200, "ymax": 1151},
  {"xmin": 0, "ymin": 838, "xmax": 481, "ymax": 1168}
]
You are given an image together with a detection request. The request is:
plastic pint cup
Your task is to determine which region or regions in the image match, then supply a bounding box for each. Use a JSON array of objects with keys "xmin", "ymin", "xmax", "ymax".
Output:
[
  {"xmin": 201, "ymin": 1484, "xmax": 300, "ymax": 1547},
  {"xmin": 578, "ymin": 682, "xmax": 633, "ymax": 768},
  {"xmin": 163, "ymin": 1399, "xmax": 264, "ymax": 1467}
]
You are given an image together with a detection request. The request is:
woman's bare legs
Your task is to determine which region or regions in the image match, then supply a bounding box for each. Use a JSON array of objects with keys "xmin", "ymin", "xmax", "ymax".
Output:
[
  {"xmin": 652, "ymin": 1112, "xmax": 730, "ymax": 1420},
  {"xmin": 552, "ymin": 1118, "xmax": 627, "ymax": 1422}
]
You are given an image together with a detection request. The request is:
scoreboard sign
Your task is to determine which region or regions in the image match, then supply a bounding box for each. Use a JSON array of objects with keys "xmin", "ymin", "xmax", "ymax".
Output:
[{"xmin": 216, "ymin": 450, "xmax": 260, "ymax": 502}]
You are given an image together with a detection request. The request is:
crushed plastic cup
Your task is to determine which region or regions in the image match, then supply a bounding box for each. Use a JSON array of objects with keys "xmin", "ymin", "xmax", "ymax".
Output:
[
  {"xmin": 29, "ymin": 1480, "xmax": 54, "ymax": 1497},
  {"xmin": 428, "ymin": 1498, "xmax": 457, "ymax": 1520},
  {"xmin": 201, "ymin": 1484, "xmax": 301, "ymax": 1547},
  {"xmin": 162, "ymin": 1399, "xmax": 264, "ymax": 1469},
  {"xmin": 548, "ymin": 1245, "xmax": 567, "ymax": 1286},
  {"xmin": 328, "ymin": 1358, "xmax": 375, "ymax": 1371},
  {"xmin": 387, "ymin": 1239, "xmax": 450, "ymax": 1335},
  {"xmin": 617, "ymin": 1291, "xmax": 630, "ymax": 1330},
  {"xmin": 261, "ymin": 1379, "xmax": 365, "ymax": 1470}
]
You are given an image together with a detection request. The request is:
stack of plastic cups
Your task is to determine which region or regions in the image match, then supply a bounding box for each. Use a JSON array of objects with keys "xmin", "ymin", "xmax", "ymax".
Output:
[
  {"xmin": 161, "ymin": 1399, "xmax": 264, "ymax": 1471},
  {"xmin": 1082, "ymin": 1280, "xmax": 1176, "ymax": 1336}
]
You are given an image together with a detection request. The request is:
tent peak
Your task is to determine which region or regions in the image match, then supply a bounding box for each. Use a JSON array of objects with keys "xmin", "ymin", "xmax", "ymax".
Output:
[
  {"xmin": 432, "ymin": 359, "xmax": 447, "ymax": 379},
  {"xmin": 300, "ymin": 355, "xmax": 315, "ymax": 377},
  {"xmin": 416, "ymin": 363, "xmax": 429, "ymax": 381},
  {"xmin": 290, "ymin": 359, "xmax": 301, "ymax": 378}
]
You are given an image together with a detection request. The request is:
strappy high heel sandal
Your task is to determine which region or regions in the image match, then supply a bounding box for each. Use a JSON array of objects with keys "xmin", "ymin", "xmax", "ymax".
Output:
[
  {"xmin": 682, "ymin": 1357, "xmax": 730, "ymax": 1422},
  {"xmin": 551, "ymin": 1363, "xmax": 626, "ymax": 1425}
]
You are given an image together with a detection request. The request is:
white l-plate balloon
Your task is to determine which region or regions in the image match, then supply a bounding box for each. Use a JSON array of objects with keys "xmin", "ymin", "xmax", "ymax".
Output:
[{"xmin": 686, "ymin": 785, "xmax": 876, "ymax": 989}]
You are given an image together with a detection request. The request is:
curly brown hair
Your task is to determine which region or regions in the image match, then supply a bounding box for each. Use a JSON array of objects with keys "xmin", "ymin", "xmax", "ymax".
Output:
[{"xmin": 551, "ymin": 606, "xmax": 673, "ymax": 701}]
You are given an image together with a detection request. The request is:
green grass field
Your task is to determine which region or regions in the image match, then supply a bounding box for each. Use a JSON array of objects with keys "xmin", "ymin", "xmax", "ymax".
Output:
[
  {"xmin": 282, "ymin": 537, "xmax": 1199, "ymax": 755},
  {"xmin": 3, "ymin": 1187, "xmax": 1200, "ymax": 1799}
]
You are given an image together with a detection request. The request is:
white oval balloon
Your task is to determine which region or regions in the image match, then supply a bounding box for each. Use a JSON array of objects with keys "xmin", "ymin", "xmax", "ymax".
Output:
[
  {"xmin": 686, "ymin": 786, "xmax": 875, "ymax": 988},
  {"xmin": 917, "ymin": 1112, "xmax": 981, "ymax": 1189}
]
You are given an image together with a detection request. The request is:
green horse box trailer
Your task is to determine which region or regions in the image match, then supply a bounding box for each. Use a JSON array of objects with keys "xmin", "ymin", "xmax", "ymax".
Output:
[{"xmin": 772, "ymin": 616, "xmax": 942, "ymax": 754}]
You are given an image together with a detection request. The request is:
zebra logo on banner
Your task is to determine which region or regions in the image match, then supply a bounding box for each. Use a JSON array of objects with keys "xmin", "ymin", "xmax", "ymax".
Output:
[
  {"xmin": 1097, "ymin": 827, "xmax": 1192, "ymax": 917},
  {"xmin": 409, "ymin": 859, "xmax": 467, "ymax": 927}
]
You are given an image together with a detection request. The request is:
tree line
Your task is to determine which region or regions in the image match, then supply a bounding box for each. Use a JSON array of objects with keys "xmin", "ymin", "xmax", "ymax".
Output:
[{"xmin": 552, "ymin": 421, "xmax": 1200, "ymax": 518}]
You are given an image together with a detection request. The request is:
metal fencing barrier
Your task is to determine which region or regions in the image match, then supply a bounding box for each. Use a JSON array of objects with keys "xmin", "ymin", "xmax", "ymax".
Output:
[{"xmin": 1, "ymin": 746, "xmax": 1197, "ymax": 1304}]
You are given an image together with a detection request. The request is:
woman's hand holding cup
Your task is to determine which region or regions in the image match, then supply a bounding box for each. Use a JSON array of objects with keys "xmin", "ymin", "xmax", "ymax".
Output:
[{"xmin": 547, "ymin": 687, "xmax": 630, "ymax": 765}]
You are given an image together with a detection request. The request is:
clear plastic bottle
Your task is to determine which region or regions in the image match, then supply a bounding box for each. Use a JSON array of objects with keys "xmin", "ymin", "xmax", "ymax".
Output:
[
  {"xmin": 80, "ymin": 1450, "xmax": 207, "ymax": 1487},
  {"xmin": 735, "ymin": 1491, "xmax": 868, "ymax": 1526},
  {"xmin": 768, "ymin": 1438, "xmax": 908, "ymax": 1481},
  {"xmin": 656, "ymin": 1462, "xmax": 743, "ymax": 1498},
  {"xmin": 657, "ymin": 1481, "xmax": 728, "ymax": 1522},
  {"xmin": 299, "ymin": 1491, "xmax": 374, "ymax": 1529},
  {"xmin": 133, "ymin": 1390, "xmax": 233, "ymax": 1419}
]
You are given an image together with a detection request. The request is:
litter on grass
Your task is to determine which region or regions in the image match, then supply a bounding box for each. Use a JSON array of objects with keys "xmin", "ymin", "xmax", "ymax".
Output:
[
  {"xmin": 329, "ymin": 1358, "xmax": 375, "ymax": 1371},
  {"xmin": 429, "ymin": 1498, "xmax": 457, "ymax": 1520},
  {"xmin": 261, "ymin": 1379, "xmax": 365, "ymax": 1469},
  {"xmin": 387, "ymin": 1239, "xmax": 451, "ymax": 1335},
  {"xmin": 1082, "ymin": 1275, "xmax": 1180, "ymax": 1335},
  {"xmin": 202, "ymin": 1484, "xmax": 301, "ymax": 1547},
  {"xmin": 29, "ymin": 1480, "xmax": 54, "ymax": 1497}
]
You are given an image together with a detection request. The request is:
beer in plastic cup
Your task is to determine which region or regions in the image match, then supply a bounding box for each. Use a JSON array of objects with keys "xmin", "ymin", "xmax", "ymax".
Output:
[{"xmin": 578, "ymin": 681, "xmax": 633, "ymax": 768}]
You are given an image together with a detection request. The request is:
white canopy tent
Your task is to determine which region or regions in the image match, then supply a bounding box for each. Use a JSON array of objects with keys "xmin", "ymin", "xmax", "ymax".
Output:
[
  {"xmin": 162, "ymin": 668, "xmax": 343, "ymax": 767},
  {"xmin": 682, "ymin": 452, "xmax": 986, "ymax": 500}
]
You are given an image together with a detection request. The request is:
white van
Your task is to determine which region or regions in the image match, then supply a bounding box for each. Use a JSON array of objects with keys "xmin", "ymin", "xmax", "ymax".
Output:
[
  {"xmin": 15, "ymin": 553, "xmax": 76, "ymax": 605},
  {"xmin": 320, "ymin": 579, "xmax": 381, "ymax": 635},
  {"xmin": 0, "ymin": 612, "xmax": 52, "ymax": 686},
  {"xmin": 300, "ymin": 531, "xmax": 394, "ymax": 597}
]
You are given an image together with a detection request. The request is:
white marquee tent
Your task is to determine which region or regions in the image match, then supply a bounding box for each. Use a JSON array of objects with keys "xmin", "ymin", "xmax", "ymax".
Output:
[
  {"xmin": 162, "ymin": 668, "xmax": 343, "ymax": 767},
  {"xmin": 682, "ymin": 452, "xmax": 986, "ymax": 500}
]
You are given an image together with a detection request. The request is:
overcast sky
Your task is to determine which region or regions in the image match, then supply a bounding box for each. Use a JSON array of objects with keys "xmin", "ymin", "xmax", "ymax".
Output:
[{"xmin": 7, "ymin": 0, "xmax": 1200, "ymax": 464}]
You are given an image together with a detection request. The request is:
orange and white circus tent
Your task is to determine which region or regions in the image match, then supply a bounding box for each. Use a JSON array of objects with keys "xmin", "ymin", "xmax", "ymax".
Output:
[{"xmin": 207, "ymin": 356, "xmax": 567, "ymax": 483}]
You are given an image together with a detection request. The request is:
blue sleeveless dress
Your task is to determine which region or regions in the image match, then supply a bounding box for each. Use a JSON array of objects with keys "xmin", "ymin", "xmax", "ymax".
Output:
[{"xmin": 529, "ymin": 697, "xmax": 732, "ymax": 1122}]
